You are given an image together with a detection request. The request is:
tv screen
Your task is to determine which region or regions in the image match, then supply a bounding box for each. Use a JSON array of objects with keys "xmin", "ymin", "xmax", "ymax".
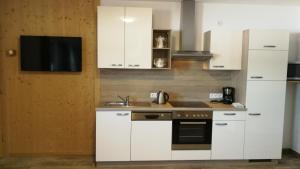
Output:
[{"xmin": 20, "ymin": 35, "xmax": 82, "ymax": 72}]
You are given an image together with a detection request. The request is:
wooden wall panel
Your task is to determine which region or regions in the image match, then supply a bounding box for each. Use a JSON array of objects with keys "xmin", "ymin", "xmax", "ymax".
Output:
[
  {"xmin": 99, "ymin": 61, "xmax": 235, "ymax": 102},
  {"xmin": 0, "ymin": 0, "xmax": 5, "ymax": 157},
  {"xmin": 0, "ymin": 0, "xmax": 98, "ymax": 155}
]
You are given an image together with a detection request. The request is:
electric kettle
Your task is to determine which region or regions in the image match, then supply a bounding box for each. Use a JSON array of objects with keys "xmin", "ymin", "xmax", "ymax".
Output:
[{"xmin": 156, "ymin": 91, "xmax": 169, "ymax": 104}]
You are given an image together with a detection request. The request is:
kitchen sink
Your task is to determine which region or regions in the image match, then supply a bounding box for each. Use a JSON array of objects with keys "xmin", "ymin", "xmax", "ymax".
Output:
[{"xmin": 104, "ymin": 101, "xmax": 151, "ymax": 107}]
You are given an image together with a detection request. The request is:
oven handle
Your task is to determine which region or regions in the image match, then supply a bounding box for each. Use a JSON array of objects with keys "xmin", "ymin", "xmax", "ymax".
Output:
[{"xmin": 180, "ymin": 122, "xmax": 207, "ymax": 125}]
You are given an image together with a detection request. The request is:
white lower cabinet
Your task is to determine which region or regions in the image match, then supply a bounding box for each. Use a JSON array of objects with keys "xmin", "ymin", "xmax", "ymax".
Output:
[
  {"xmin": 211, "ymin": 121, "xmax": 245, "ymax": 159},
  {"xmin": 244, "ymin": 81, "xmax": 286, "ymax": 159},
  {"xmin": 131, "ymin": 121, "xmax": 172, "ymax": 161},
  {"xmin": 96, "ymin": 111, "xmax": 131, "ymax": 161}
]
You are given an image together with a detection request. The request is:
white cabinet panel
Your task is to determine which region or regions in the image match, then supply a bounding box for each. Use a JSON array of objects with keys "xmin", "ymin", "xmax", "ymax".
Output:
[
  {"xmin": 131, "ymin": 121, "xmax": 172, "ymax": 161},
  {"xmin": 244, "ymin": 81, "xmax": 286, "ymax": 159},
  {"xmin": 171, "ymin": 150, "xmax": 211, "ymax": 160},
  {"xmin": 247, "ymin": 50, "xmax": 288, "ymax": 81},
  {"xmin": 203, "ymin": 30, "xmax": 242, "ymax": 70},
  {"xmin": 213, "ymin": 111, "xmax": 246, "ymax": 121},
  {"xmin": 125, "ymin": 7, "xmax": 152, "ymax": 69},
  {"xmin": 96, "ymin": 111, "xmax": 131, "ymax": 161},
  {"xmin": 211, "ymin": 121, "xmax": 245, "ymax": 159},
  {"xmin": 97, "ymin": 6, "xmax": 124, "ymax": 68},
  {"xmin": 248, "ymin": 30, "xmax": 289, "ymax": 51},
  {"xmin": 97, "ymin": 6, "xmax": 152, "ymax": 69}
]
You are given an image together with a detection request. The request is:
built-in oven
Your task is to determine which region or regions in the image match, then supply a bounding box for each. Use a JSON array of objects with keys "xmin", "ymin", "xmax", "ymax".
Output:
[{"xmin": 172, "ymin": 111, "xmax": 212, "ymax": 150}]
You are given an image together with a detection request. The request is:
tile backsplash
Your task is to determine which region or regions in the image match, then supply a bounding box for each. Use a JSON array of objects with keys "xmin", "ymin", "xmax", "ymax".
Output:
[{"xmin": 98, "ymin": 60, "xmax": 235, "ymax": 102}]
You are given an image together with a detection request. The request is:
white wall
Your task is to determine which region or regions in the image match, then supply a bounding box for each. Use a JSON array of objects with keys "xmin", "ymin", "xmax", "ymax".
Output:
[{"xmin": 100, "ymin": 0, "xmax": 300, "ymax": 149}]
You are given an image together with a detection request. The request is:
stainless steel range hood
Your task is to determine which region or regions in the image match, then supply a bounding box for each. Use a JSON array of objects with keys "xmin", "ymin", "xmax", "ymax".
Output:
[{"xmin": 172, "ymin": 0, "xmax": 212, "ymax": 60}]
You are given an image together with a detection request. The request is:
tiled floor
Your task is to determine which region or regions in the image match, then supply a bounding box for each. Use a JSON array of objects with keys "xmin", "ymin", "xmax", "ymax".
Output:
[{"xmin": 0, "ymin": 150, "xmax": 299, "ymax": 169}]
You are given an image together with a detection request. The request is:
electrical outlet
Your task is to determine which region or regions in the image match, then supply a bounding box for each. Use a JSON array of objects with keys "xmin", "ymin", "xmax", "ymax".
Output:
[
  {"xmin": 150, "ymin": 92, "xmax": 157, "ymax": 99},
  {"xmin": 209, "ymin": 93, "xmax": 223, "ymax": 100}
]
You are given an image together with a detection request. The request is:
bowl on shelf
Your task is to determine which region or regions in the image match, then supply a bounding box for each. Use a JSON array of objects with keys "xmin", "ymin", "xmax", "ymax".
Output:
[{"xmin": 153, "ymin": 58, "xmax": 167, "ymax": 68}]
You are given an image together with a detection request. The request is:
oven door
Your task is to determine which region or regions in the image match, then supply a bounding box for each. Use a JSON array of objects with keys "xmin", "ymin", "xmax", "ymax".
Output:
[{"xmin": 172, "ymin": 119, "xmax": 212, "ymax": 150}]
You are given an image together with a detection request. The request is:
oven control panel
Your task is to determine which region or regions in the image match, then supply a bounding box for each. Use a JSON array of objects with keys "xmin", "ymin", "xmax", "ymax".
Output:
[{"xmin": 172, "ymin": 111, "xmax": 213, "ymax": 119}]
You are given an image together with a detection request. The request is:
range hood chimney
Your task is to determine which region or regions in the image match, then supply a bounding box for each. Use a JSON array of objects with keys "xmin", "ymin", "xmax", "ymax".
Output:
[{"xmin": 172, "ymin": 0, "xmax": 212, "ymax": 60}]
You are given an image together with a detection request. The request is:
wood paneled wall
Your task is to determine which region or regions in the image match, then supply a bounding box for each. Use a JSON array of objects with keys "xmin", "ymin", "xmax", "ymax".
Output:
[
  {"xmin": 0, "ymin": 0, "xmax": 98, "ymax": 155},
  {"xmin": 0, "ymin": 0, "xmax": 5, "ymax": 157},
  {"xmin": 0, "ymin": 77, "xmax": 3, "ymax": 158},
  {"xmin": 99, "ymin": 61, "xmax": 235, "ymax": 102}
]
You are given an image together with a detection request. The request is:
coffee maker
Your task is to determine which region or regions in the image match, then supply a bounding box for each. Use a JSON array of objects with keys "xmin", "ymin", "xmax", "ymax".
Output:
[{"xmin": 223, "ymin": 87, "xmax": 235, "ymax": 104}]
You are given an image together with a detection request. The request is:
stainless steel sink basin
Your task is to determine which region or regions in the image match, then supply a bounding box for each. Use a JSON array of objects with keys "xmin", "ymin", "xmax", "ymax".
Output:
[{"xmin": 104, "ymin": 101, "xmax": 151, "ymax": 107}]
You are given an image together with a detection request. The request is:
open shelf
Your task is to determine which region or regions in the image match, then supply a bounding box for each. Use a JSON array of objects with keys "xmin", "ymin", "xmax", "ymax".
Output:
[{"xmin": 152, "ymin": 29, "xmax": 171, "ymax": 69}]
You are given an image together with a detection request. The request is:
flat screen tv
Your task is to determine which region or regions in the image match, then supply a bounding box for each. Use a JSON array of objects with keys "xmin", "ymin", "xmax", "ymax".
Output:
[{"xmin": 20, "ymin": 35, "xmax": 82, "ymax": 72}]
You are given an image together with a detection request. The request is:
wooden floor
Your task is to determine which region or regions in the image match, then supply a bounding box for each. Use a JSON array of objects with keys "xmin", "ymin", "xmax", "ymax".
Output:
[{"xmin": 0, "ymin": 150, "xmax": 299, "ymax": 169}]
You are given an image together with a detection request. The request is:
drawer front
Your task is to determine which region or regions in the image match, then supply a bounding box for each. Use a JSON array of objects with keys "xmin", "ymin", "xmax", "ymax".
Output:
[
  {"xmin": 248, "ymin": 30, "xmax": 289, "ymax": 51},
  {"xmin": 213, "ymin": 111, "xmax": 246, "ymax": 121},
  {"xmin": 171, "ymin": 150, "xmax": 211, "ymax": 160}
]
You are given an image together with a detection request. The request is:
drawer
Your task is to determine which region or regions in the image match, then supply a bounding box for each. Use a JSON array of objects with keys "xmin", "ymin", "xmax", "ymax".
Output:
[
  {"xmin": 248, "ymin": 30, "xmax": 289, "ymax": 51},
  {"xmin": 213, "ymin": 111, "xmax": 246, "ymax": 121}
]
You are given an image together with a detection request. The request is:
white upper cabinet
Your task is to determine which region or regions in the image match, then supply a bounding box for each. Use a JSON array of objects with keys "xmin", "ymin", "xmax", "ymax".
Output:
[
  {"xmin": 247, "ymin": 50, "xmax": 288, "ymax": 81},
  {"xmin": 248, "ymin": 30, "xmax": 289, "ymax": 51},
  {"xmin": 97, "ymin": 6, "xmax": 152, "ymax": 69},
  {"xmin": 125, "ymin": 7, "xmax": 152, "ymax": 69},
  {"xmin": 203, "ymin": 30, "xmax": 242, "ymax": 70},
  {"xmin": 97, "ymin": 6, "xmax": 125, "ymax": 68}
]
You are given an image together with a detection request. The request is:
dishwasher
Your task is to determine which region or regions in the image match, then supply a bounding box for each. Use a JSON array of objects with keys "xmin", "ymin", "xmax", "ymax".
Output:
[{"xmin": 130, "ymin": 112, "xmax": 172, "ymax": 161}]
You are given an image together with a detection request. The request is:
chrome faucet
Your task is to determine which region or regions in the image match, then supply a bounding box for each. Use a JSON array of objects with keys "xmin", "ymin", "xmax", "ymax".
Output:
[{"xmin": 118, "ymin": 95, "xmax": 129, "ymax": 106}]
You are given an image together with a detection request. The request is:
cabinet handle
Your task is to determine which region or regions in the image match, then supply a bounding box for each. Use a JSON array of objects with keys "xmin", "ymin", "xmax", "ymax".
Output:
[
  {"xmin": 224, "ymin": 113, "xmax": 236, "ymax": 116},
  {"xmin": 128, "ymin": 64, "xmax": 140, "ymax": 67},
  {"xmin": 118, "ymin": 64, "xmax": 122, "ymax": 66},
  {"xmin": 116, "ymin": 113, "xmax": 129, "ymax": 116},
  {"xmin": 213, "ymin": 65, "xmax": 225, "ymax": 68},
  {"xmin": 264, "ymin": 45, "xmax": 277, "ymax": 48},
  {"xmin": 248, "ymin": 113, "xmax": 261, "ymax": 116},
  {"xmin": 215, "ymin": 123, "xmax": 228, "ymax": 126},
  {"xmin": 111, "ymin": 64, "xmax": 117, "ymax": 66},
  {"xmin": 144, "ymin": 115, "xmax": 159, "ymax": 119},
  {"xmin": 180, "ymin": 122, "xmax": 207, "ymax": 125},
  {"xmin": 250, "ymin": 76, "xmax": 263, "ymax": 79}
]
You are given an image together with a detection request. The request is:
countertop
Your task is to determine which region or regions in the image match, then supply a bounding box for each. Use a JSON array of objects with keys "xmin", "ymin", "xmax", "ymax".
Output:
[{"xmin": 95, "ymin": 101, "xmax": 246, "ymax": 112}]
